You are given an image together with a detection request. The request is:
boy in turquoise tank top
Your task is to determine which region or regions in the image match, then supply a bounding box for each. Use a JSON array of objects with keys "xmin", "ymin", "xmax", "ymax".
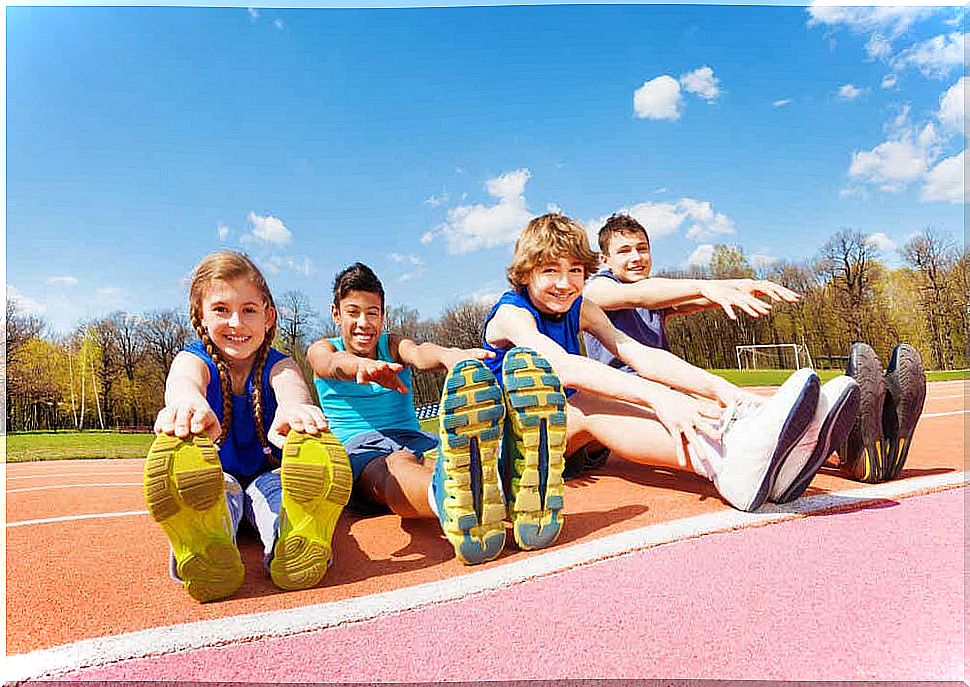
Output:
[{"xmin": 309, "ymin": 263, "xmax": 560, "ymax": 565}]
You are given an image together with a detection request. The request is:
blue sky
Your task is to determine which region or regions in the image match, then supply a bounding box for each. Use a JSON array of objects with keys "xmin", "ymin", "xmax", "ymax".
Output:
[{"xmin": 6, "ymin": 2, "xmax": 966, "ymax": 335}]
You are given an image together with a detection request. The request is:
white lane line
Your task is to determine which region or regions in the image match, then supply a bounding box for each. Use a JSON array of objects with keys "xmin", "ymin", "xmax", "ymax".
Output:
[
  {"xmin": 7, "ymin": 472, "xmax": 144, "ymax": 482},
  {"xmin": 5, "ymin": 469, "xmax": 966, "ymax": 684},
  {"xmin": 7, "ymin": 510, "xmax": 149, "ymax": 528},
  {"xmin": 921, "ymin": 409, "xmax": 969, "ymax": 419},
  {"xmin": 928, "ymin": 393, "xmax": 967, "ymax": 400},
  {"xmin": 8, "ymin": 483, "xmax": 142, "ymax": 495}
]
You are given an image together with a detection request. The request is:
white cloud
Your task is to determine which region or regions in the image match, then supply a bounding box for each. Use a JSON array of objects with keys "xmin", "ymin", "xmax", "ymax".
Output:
[
  {"xmin": 585, "ymin": 198, "xmax": 736, "ymax": 245},
  {"xmin": 435, "ymin": 169, "xmax": 533, "ymax": 254},
  {"xmin": 273, "ymin": 18, "xmax": 284, "ymax": 30},
  {"xmin": 750, "ymin": 254, "xmax": 778, "ymax": 270},
  {"xmin": 263, "ymin": 255, "xmax": 314, "ymax": 277},
  {"xmin": 634, "ymin": 75, "xmax": 682, "ymax": 121},
  {"xmin": 654, "ymin": 187, "xmax": 668, "ymax": 194},
  {"xmin": 687, "ymin": 244, "xmax": 715, "ymax": 268},
  {"xmin": 424, "ymin": 192, "xmax": 450, "ymax": 207},
  {"xmin": 921, "ymin": 150, "xmax": 966, "ymax": 203},
  {"xmin": 773, "ymin": 99, "xmax": 792, "ymax": 108},
  {"xmin": 420, "ymin": 230, "xmax": 436, "ymax": 245},
  {"xmin": 6, "ymin": 284, "xmax": 47, "ymax": 315},
  {"xmin": 849, "ymin": 139, "xmax": 930, "ymax": 192},
  {"xmin": 892, "ymin": 32, "xmax": 966, "ymax": 79},
  {"xmin": 881, "ymin": 74, "xmax": 898, "ymax": 89},
  {"xmin": 396, "ymin": 265, "xmax": 429, "ymax": 283},
  {"xmin": 546, "ymin": 203, "xmax": 563, "ymax": 214},
  {"xmin": 680, "ymin": 66, "xmax": 720, "ymax": 101},
  {"xmin": 865, "ymin": 232, "xmax": 897, "ymax": 251},
  {"xmin": 217, "ymin": 224, "xmax": 230, "ymax": 240},
  {"xmin": 807, "ymin": 4, "xmax": 934, "ymax": 39},
  {"xmin": 46, "ymin": 276, "xmax": 78, "ymax": 286},
  {"xmin": 247, "ymin": 7, "xmax": 259, "ymax": 20},
  {"xmin": 837, "ymin": 84, "xmax": 865, "ymax": 100},
  {"xmin": 388, "ymin": 253, "xmax": 423, "ymax": 266},
  {"xmin": 865, "ymin": 33, "xmax": 893, "ymax": 60},
  {"xmin": 938, "ymin": 77, "xmax": 966, "ymax": 136},
  {"xmin": 246, "ymin": 212, "xmax": 292, "ymax": 245}
]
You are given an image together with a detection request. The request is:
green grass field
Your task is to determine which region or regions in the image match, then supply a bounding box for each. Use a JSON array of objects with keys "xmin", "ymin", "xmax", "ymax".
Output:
[{"xmin": 7, "ymin": 369, "xmax": 964, "ymax": 463}]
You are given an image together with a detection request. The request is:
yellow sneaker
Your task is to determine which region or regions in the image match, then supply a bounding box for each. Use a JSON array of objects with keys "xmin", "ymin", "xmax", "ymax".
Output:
[
  {"xmin": 501, "ymin": 347, "xmax": 567, "ymax": 550},
  {"xmin": 269, "ymin": 431, "xmax": 352, "ymax": 590},
  {"xmin": 144, "ymin": 433, "xmax": 243, "ymax": 603}
]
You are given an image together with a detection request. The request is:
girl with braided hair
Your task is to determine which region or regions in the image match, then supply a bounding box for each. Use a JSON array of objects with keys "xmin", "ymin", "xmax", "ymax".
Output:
[{"xmin": 145, "ymin": 250, "xmax": 351, "ymax": 602}]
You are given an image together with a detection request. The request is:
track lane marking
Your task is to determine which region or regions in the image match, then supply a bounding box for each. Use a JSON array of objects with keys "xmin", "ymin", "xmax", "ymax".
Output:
[
  {"xmin": 5, "ymin": 470, "xmax": 967, "ymax": 684},
  {"xmin": 7, "ymin": 510, "xmax": 150, "ymax": 528},
  {"xmin": 8, "ymin": 482, "xmax": 142, "ymax": 494}
]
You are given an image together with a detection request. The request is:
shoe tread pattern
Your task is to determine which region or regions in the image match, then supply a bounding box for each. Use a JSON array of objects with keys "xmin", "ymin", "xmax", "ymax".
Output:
[
  {"xmin": 883, "ymin": 344, "xmax": 926, "ymax": 480},
  {"xmin": 438, "ymin": 359, "xmax": 507, "ymax": 565},
  {"xmin": 502, "ymin": 347, "xmax": 567, "ymax": 550},
  {"xmin": 270, "ymin": 431, "xmax": 351, "ymax": 591},
  {"xmin": 841, "ymin": 343, "xmax": 888, "ymax": 483},
  {"xmin": 143, "ymin": 433, "xmax": 243, "ymax": 603}
]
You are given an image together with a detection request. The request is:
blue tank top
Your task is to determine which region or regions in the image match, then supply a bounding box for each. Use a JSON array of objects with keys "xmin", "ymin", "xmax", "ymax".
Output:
[
  {"xmin": 313, "ymin": 332, "xmax": 421, "ymax": 445},
  {"xmin": 481, "ymin": 290, "xmax": 581, "ymax": 396},
  {"xmin": 184, "ymin": 340, "xmax": 286, "ymax": 481},
  {"xmin": 583, "ymin": 269, "xmax": 670, "ymax": 372}
]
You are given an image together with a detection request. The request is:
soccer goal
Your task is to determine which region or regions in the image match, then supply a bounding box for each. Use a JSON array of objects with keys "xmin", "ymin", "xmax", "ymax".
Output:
[{"xmin": 735, "ymin": 343, "xmax": 814, "ymax": 371}]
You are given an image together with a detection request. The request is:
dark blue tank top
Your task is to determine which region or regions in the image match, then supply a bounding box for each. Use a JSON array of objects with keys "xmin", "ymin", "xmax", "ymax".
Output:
[
  {"xmin": 184, "ymin": 340, "xmax": 286, "ymax": 481},
  {"xmin": 481, "ymin": 290, "xmax": 581, "ymax": 396},
  {"xmin": 582, "ymin": 269, "xmax": 670, "ymax": 373}
]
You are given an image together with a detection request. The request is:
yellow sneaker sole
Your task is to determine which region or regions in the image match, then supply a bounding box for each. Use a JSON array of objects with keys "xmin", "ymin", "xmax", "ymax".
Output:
[
  {"xmin": 502, "ymin": 348, "xmax": 567, "ymax": 551},
  {"xmin": 270, "ymin": 431, "xmax": 352, "ymax": 591},
  {"xmin": 143, "ymin": 433, "xmax": 243, "ymax": 603}
]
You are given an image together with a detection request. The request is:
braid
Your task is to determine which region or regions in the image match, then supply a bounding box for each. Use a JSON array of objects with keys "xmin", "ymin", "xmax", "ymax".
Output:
[
  {"xmin": 191, "ymin": 308, "xmax": 233, "ymax": 446},
  {"xmin": 250, "ymin": 317, "xmax": 278, "ymax": 465}
]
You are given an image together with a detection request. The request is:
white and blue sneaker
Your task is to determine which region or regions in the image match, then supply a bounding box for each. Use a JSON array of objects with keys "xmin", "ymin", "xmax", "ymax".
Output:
[
  {"xmin": 769, "ymin": 376, "xmax": 860, "ymax": 504},
  {"xmin": 701, "ymin": 368, "xmax": 820, "ymax": 512}
]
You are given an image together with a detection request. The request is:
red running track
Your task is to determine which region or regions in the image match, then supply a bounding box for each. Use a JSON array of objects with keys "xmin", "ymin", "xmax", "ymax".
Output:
[{"xmin": 61, "ymin": 487, "xmax": 966, "ymax": 682}]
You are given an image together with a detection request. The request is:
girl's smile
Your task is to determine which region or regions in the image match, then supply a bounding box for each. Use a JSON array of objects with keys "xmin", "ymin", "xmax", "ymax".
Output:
[{"xmin": 201, "ymin": 277, "xmax": 275, "ymax": 365}]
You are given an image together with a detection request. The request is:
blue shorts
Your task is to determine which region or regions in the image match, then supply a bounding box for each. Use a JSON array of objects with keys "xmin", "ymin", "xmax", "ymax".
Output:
[{"xmin": 344, "ymin": 428, "xmax": 439, "ymax": 482}]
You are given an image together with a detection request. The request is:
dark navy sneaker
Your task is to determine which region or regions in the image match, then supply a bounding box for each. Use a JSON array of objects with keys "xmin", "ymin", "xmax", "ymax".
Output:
[
  {"xmin": 435, "ymin": 359, "xmax": 507, "ymax": 565},
  {"xmin": 881, "ymin": 344, "xmax": 927, "ymax": 481},
  {"xmin": 840, "ymin": 342, "xmax": 888, "ymax": 483},
  {"xmin": 501, "ymin": 347, "xmax": 568, "ymax": 550}
]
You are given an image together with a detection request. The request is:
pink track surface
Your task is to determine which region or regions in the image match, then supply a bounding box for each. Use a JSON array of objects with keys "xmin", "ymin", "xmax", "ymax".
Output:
[{"xmin": 63, "ymin": 487, "xmax": 966, "ymax": 682}]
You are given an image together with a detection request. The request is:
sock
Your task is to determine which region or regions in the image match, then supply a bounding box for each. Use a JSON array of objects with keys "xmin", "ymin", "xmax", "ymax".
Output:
[{"xmin": 427, "ymin": 480, "xmax": 439, "ymax": 518}]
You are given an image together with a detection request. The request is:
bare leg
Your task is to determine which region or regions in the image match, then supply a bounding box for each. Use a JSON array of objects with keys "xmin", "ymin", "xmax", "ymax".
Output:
[
  {"xmin": 566, "ymin": 391, "xmax": 704, "ymax": 474},
  {"xmin": 357, "ymin": 450, "xmax": 436, "ymax": 519}
]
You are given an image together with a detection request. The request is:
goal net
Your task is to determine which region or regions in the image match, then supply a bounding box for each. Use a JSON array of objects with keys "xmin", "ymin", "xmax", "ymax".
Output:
[{"xmin": 736, "ymin": 343, "xmax": 813, "ymax": 371}]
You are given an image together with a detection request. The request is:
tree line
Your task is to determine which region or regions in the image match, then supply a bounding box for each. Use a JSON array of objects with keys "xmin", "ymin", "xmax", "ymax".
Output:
[{"xmin": 5, "ymin": 227, "xmax": 966, "ymax": 433}]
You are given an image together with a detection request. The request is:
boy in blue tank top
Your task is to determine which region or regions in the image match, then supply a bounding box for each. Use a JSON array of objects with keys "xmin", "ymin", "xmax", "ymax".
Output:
[
  {"xmin": 309, "ymin": 263, "xmax": 561, "ymax": 565},
  {"xmin": 482, "ymin": 213, "xmax": 844, "ymax": 515}
]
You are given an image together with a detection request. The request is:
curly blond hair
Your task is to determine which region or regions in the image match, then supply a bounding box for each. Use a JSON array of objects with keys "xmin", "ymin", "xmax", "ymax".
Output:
[
  {"xmin": 506, "ymin": 213, "xmax": 600, "ymax": 289},
  {"xmin": 188, "ymin": 251, "xmax": 277, "ymax": 456}
]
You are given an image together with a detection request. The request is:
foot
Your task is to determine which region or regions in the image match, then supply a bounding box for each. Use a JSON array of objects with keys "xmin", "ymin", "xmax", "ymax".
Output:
[
  {"xmin": 881, "ymin": 344, "xmax": 927, "ymax": 480},
  {"xmin": 144, "ymin": 433, "xmax": 244, "ymax": 602},
  {"xmin": 269, "ymin": 431, "xmax": 352, "ymax": 590},
  {"xmin": 711, "ymin": 368, "xmax": 819, "ymax": 512},
  {"xmin": 839, "ymin": 342, "xmax": 888, "ymax": 483},
  {"xmin": 770, "ymin": 376, "xmax": 860, "ymax": 503},
  {"xmin": 435, "ymin": 359, "xmax": 507, "ymax": 565},
  {"xmin": 501, "ymin": 347, "xmax": 567, "ymax": 550}
]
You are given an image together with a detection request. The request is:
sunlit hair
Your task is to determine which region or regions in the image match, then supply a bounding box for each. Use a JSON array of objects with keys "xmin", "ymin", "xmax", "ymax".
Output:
[
  {"xmin": 332, "ymin": 262, "xmax": 385, "ymax": 309},
  {"xmin": 188, "ymin": 251, "xmax": 277, "ymax": 455},
  {"xmin": 506, "ymin": 213, "xmax": 600, "ymax": 289},
  {"xmin": 597, "ymin": 213, "xmax": 650, "ymax": 254}
]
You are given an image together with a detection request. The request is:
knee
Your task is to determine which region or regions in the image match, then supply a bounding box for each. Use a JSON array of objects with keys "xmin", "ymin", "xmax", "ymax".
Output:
[{"xmin": 384, "ymin": 449, "xmax": 422, "ymax": 476}]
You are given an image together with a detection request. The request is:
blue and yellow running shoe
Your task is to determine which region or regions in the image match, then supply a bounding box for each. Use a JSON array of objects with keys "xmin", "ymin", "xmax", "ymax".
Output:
[
  {"xmin": 435, "ymin": 358, "xmax": 507, "ymax": 565},
  {"xmin": 501, "ymin": 347, "xmax": 567, "ymax": 550},
  {"xmin": 144, "ymin": 433, "xmax": 244, "ymax": 603},
  {"xmin": 270, "ymin": 430, "xmax": 352, "ymax": 590}
]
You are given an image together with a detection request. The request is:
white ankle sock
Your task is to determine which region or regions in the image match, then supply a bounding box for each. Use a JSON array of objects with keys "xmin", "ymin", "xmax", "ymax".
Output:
[{"xmin": 427, "ymin": 480, "xmax": 439, "ymax": 518}]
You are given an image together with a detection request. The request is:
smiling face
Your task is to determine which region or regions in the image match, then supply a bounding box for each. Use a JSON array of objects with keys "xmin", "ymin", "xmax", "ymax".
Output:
[
  {"xmin": 602, "ymin": 229, "xmax": 652, "ymax": 283},
  {"xmin": 332, "ymin": 289, "xmax": 385, "ymax": 358},
  {"xmin": 199, "ymin": 277, "xmax": 275, "ymax": 365},
  {"xmin": 524, "ymin": 256, "xmax": 586, "ymax": 315}
]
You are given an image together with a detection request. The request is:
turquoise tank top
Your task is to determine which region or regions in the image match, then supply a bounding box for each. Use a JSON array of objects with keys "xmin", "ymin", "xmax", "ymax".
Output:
[{"xmin": 314, "ymin": 332, "xmax": 421, "ymax": 445}]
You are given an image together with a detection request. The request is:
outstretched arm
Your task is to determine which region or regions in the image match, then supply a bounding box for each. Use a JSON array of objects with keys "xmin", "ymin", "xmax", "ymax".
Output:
[
  {"xmin": 394, "ymin": 336, "xmax": 494, "ymax": 372},
  {"xmin": 154, "ymin": 352, "xmax": 221, "ymax": 441},
  {"xmin": 265, "ymin": 356, "xmax": 329, "ymax": 446},
  {"xmin": 306, "ymin": 338, "xmax": 407, "ymax": 393},
  {"xmin": 585, "ymin": 275, "xmax": 799, "ymax": 320}
]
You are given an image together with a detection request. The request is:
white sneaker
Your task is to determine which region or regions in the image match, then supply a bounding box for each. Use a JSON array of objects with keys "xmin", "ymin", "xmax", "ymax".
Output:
[
  {"xmin": 709, "ymin": 368, "xmax": 820, "ymax": 512},
  {"xmin": 769, "ymin": 376, "xmax": 860, "ymax": 503}
]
